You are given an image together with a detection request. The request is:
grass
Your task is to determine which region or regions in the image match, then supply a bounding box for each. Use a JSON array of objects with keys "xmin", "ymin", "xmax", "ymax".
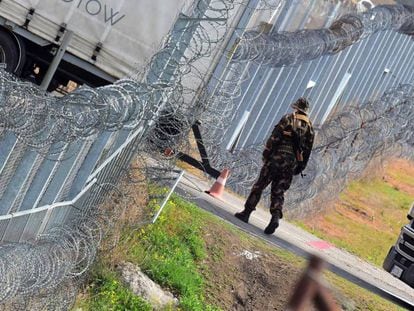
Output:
[
  {"xmin": 121, "ymin": 195, "xmax": 217, "ymax": 310},
  {"xmin": 74, "ymin": 194, "xmax": 220, "ymax": 311},
  {"xmin": 343, "ymin": 179, "xmax": 413, "ymax": 212},
  {"xmin": 74, "ymin": 267, "xmax": 152, "ymax": 311},
  {"xmin": 75, "ymin": 186, "xmax": 409, "ymax": 310},
  {"xmin": 387, "ymin": 169, "xmax": 414, "ymax": 188},
  {"xmin": 297, "ymin": 163, "xmax": 414, "ymax": 267}
]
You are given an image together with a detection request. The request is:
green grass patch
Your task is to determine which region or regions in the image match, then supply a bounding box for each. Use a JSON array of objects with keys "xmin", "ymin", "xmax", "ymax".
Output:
[
  {"xmin": 74, "ymin": 194, "xmax": 219, "ymax": 311},
  {"xmin": 387, "ymin": 169, "xmax": 414, "ymax": 188},
  {"xmin": 75, "ymin": 267, "xmax": 152, "ymax": 311},
  {"xmin": 303, "ymin": 215, "xmax": 400, "ymax": 266},
  {"xmin": 119, "ymin": 194, "xmax": 219, "ymax": 311},
  {"xmin": 343, "ymin": 179, "xmax": 413, "ymax": 211},
  {"xmin": 297, "ymin": 173, "xmax": 414, "ymax": 266}
]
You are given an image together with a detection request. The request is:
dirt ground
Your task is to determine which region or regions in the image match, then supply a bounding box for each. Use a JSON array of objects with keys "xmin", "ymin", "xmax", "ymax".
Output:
[
  {"xmin": 199, "ymin": 158, "xmax": 414, "ymax": 310},
  {"xmin": 97, "ymin": 172, "xmax": 308, "ymax": 310},
  {"xmin": 95, "ymin": 156, "xmax": 413, "ymax": 310},
  {"xmin": 200, "ymin": 218, "xmax": 368, "ymax": 311},
  {"xmin": 95, "ymin": 172, "xmax": 307, "ymax": 310},
  {"xmin": 201, "ymin": 221, "xmax": 304, "ymax": 311}
]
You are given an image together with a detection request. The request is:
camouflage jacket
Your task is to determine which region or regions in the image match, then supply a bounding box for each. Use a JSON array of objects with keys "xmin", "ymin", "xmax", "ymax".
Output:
[{"xmin": 263, "ymin": 112, "xmax": 314, "ymax": 174}]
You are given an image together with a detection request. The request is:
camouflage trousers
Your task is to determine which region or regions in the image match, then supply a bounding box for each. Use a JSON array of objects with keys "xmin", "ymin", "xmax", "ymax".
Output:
[{"xmin": 244, "ymin": 153, "xmax": 296, "ymax": 217}]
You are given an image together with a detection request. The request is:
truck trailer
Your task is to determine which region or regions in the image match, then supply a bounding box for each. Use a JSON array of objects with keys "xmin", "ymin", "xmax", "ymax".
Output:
[{"xmin": 0, "ymin": 0, "xmax": 189, "ymax": 89}]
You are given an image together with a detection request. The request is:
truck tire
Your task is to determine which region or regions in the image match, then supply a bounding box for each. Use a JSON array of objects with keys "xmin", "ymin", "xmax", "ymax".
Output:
[{"xmin": 0, "ymin": 29, "xmax": 23, "ymax": 74}]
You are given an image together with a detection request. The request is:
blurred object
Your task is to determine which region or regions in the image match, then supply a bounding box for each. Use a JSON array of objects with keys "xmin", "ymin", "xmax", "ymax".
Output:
[{"xmin": 286, "ymin": 255, "xmax": 340, "ymax": 311}]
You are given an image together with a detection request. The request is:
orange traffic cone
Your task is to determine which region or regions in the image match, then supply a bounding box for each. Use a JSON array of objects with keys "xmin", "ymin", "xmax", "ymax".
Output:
[{"xmin": 205, "ymin": 169, "xmax": 230, "ymax": 199}]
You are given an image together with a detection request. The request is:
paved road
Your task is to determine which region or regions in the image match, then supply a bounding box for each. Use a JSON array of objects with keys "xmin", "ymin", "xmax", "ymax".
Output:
[{"xmin": 177, "ymin": 172, "xmax": 414, "ymax": 309}]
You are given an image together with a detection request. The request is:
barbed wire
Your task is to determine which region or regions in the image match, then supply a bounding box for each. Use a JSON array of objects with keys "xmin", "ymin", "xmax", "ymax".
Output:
[
  {"xmin": 0, "ymin": 71, "xmax": 173, "ymax": 150},
  {"xmin": 231, "ymin": 4, "xmax": 414, "ymax": 67},
  {"xmin": 187, "ymin": 3, "xmax": 414, "ymax": 217},
  {"xmin": 0, "ymin": 183, "xmax": 124, "ymax": 310},
  {"xmin": 201, "ymin": 83, "xmax": 414, "ymax": 217},
  {"xmin": 1, "ymin": 1, "xmax": 414, "ymax": 309},
  {"xmin": 0, "ymin": 0, "xmax": 242, "ymax": 309},
  {"xmin": 198, "ymin": 67, "xmax": 414, "ymax": 208},
  {"xmin": 286, "ymin": 83, "xmax": 414, "ymax": 217}
]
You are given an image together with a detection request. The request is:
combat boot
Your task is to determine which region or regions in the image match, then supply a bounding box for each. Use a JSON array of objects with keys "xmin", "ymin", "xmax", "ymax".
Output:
[
  {"xmin": 264, "ymin": 210, "xmax": 282, "ymax": 235},
  {"xmin": 234, "ymin": 209, "xmax": 253, "ymax": 223}
]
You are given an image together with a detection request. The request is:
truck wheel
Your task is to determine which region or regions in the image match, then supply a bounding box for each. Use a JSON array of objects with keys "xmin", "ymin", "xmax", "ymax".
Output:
[{"xmin": 0, "ymin": 30, "xmax": 23, "ymax": 74}]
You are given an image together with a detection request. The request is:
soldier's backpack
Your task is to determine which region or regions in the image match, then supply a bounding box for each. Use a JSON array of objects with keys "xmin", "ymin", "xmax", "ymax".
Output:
[{"xmin": 291, "ymin": 112, "xmax": 311, "ymax": 162}]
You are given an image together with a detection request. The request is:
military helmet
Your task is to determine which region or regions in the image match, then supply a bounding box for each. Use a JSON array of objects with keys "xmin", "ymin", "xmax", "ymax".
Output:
[{"xmin": 291, "ymin": 97, "xmax": 310, "ymax": 114}]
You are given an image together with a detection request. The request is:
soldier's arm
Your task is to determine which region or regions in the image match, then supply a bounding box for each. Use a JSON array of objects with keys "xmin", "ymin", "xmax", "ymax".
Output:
[
  {"xmin": 262, "ymin": 135, "xmax": 273, "ymax": 162},
  {"xmin": 301, "ymin": 126, "xmax": 315, "ymax": 170}
]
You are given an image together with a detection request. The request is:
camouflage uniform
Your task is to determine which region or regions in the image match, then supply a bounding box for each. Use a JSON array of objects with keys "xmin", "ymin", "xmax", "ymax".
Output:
[{"xmin": 244, "ymin": 111, "xmax": 314, "ymax": 217}]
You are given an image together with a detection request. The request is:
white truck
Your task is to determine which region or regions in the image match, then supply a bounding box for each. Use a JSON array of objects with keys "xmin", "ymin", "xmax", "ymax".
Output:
[
  {"xmin": 383, "ymin": 202, "xmax": 414, "ymax": 288},
  {"xmin": 0, "ymin": 0, "xmax": 189, "ymax": 89}
]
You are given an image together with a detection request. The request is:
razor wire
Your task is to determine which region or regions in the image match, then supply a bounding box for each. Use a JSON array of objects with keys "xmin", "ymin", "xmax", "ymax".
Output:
[
  {"xmin": 1, "ymin": 1, "xmax": 414, "ymax": 309},
  {"xmin": 0, "ymin": 184, "xmax": 125, "ymax": 310},
  {"xmin": 197, "ymin": 81, "xmax": 414, "ymax": 218},
  {"xmin": 231, "ymin": 4, "xmax": 414, "ymax": 67},
  {"xmin": 285, "ymin": 83, "xmax": 414, "ymax": 217},
  {"xmin": 0, "ymin": 71, "xmax": 172, "ymax": 150},
  {"xmin": 188, "ymin": 3, "xmax": 414, "ymax": 217},
  {"xmin": 201, "ymin": 81, "xmax": 414, "ymax": 217},
  {"xmin": 0, "ymin": 0, "xmax": 298, "ymax": 153},
  {"xmin": 0, "ymin": 0, "xmax": 241, "ymax": 150},
  {"xmin": 197, "ymin": 84, "xmax": 414, "ymax": 217},
  {"xmin": 0, "ymin": 0, "xmax": 245, "ymax": 308}
]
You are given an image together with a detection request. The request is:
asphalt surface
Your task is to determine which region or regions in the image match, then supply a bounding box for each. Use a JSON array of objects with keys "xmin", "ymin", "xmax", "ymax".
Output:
[{"xmin": 176, "ymin": 172, "xmax": 414, "ymax": 310}]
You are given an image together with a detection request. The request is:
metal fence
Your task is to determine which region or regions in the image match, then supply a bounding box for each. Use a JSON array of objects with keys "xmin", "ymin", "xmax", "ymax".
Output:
[
  {"xmin": 0, "ymin": 0, "xmax": 223, "ymax": 243},
  {"xmin": 0, "ymin": 121, "xmax": 150, "ymax": 242},
  {"xmin": 187, "ymin": 0, "xmax": 414, "ymax": 216},
  {"xmin": 0, "ymin": 0, "xmax": 413, "ymax": 308},
  {"xmin": 0, "ymin": 0, "xmax": 244, "ymax": 308}
]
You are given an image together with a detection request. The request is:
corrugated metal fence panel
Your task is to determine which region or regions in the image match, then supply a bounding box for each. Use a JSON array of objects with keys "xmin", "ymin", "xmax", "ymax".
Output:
[
  {"xmin": 0, "ymin": 147, "xmax": 38, "ymax": 214},
  {"xmin": 2, "ymin": 214, "xmax": 30, "ymax": 243},
  {"xmin": 0, "ymin": 218, "xmax": 9, "ymax": 241},
  {"xmin": 0, "ymin": 0, "xmax": 227, "ymax": 242},
  {"xmin": 0, "ymin": 140, "xmax": 27, "ymax": 206},
  {"xmin": 216, "ymin": 2, "xmax": 414, "ymax": 151},
  {"xmin": 32, "ymin": 140, "xmax": 85, "ymax": 207},
  {"xmin": 1, "ymin": 1, "xmax": 412, "ymax": 242},
  {"xmin": 18, "ymin": 145, "xmax": 71, "ymax": 212},
  {"xmin": 19, "ymin": 210, "xmax": 48, "ymax": 242},
  {"xmin": 43, "ymin": 206, "xmax": 70, "ymax": 233},
  {"xmin": 216, "ymin": 0, "xmax": 336, "ymax": 148},
  {"xmin": 0, "ymin": 128, "xmax": 133, "ymax": 239}
]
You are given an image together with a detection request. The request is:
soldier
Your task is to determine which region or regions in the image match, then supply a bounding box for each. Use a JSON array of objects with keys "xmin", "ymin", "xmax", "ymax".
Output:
[{"xmin": 235, "ymin": 97, "xmax": 314, "ymax": 234}]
